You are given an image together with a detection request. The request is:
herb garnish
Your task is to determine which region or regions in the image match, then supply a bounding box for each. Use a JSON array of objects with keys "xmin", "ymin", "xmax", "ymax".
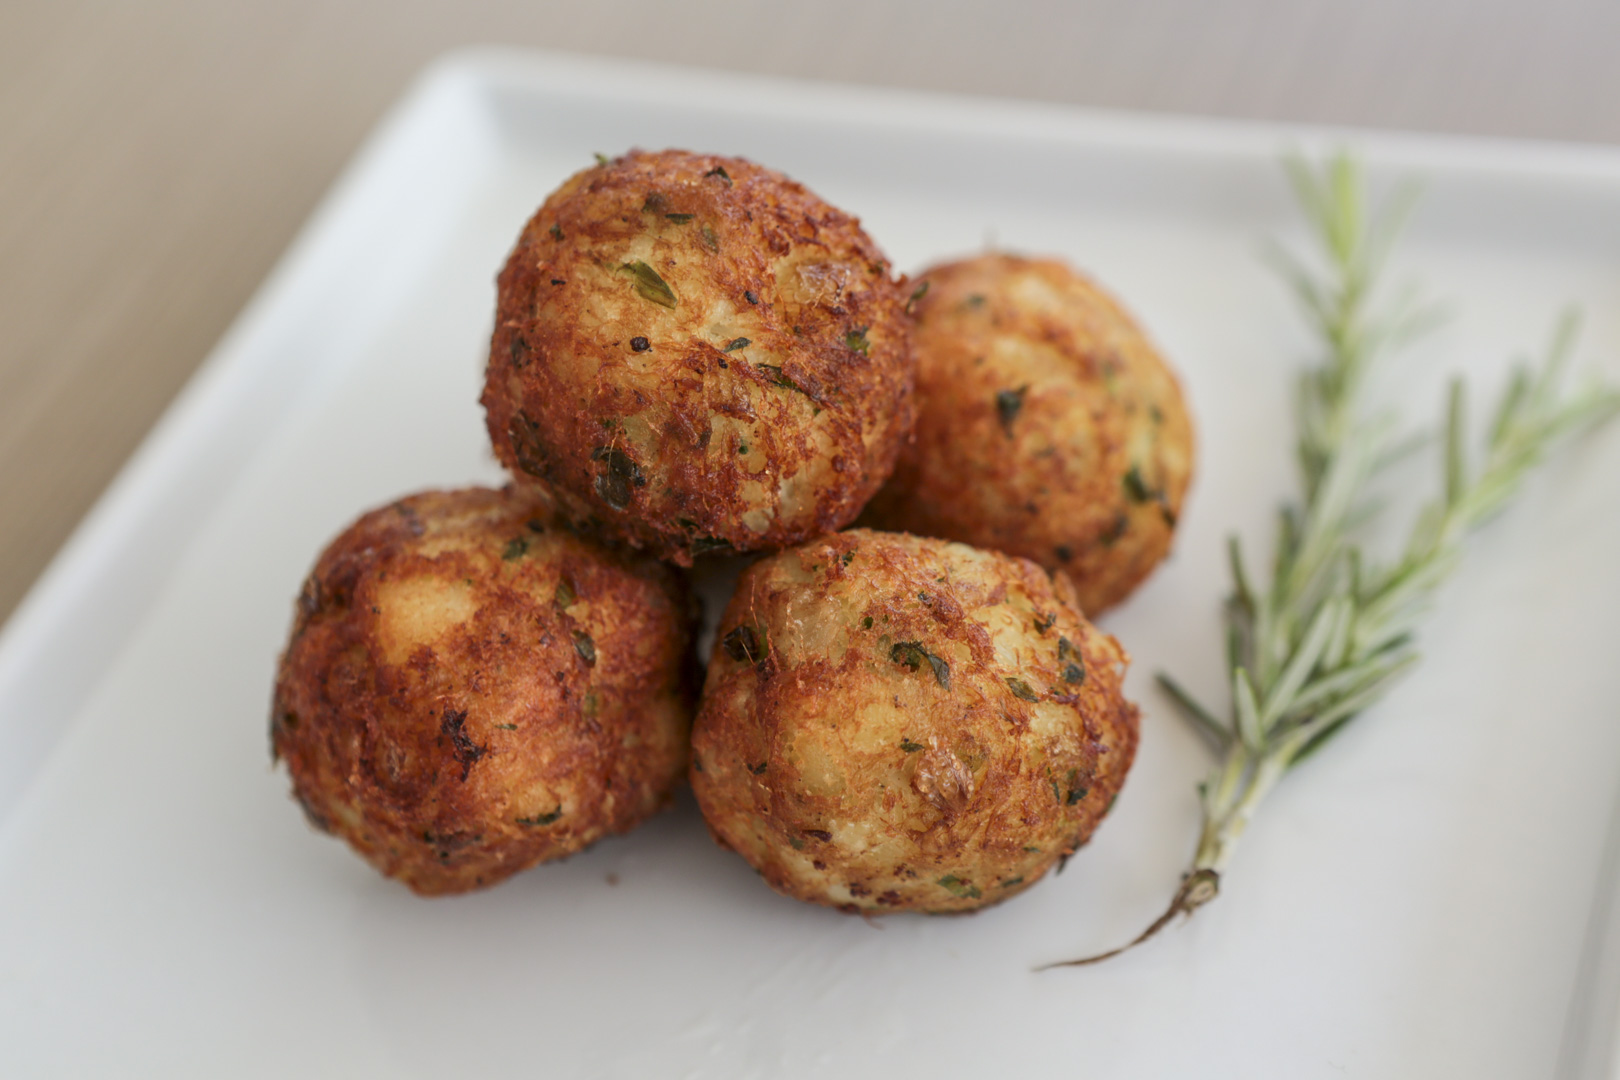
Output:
[
  {"xmin": 996, "ymin": 386, "xmax": 1028, "ymax": 435},
  {"xmin": 590, "ymin": 446, "xmax": 645, "ymax": 510},
  {"xmin": 689, "ymin": 535, "xmax": 735, "ymax": 556},
  {"xmin": 1045, "ymin": 155, "xmax": 1620, "ymax": 968},
  {"xmin": 1005, "ymin": 677, "xmax": 1039, "ymax": 702},
  {"xmin": 900, "ymin": 738, "xmax": 925, "ymax": 753},
  {"xmin": 571, "ymin": 630, "xmax": 595, "ymax": 666},
  {"xmin": 756, "ymin": 364, "xmax": 816, "ymax": 402},
  {"xmin": 620, "ymin": 260, "xmax": 677, "ymax": 308},
  {"xmin": 723, "ymin": 337, "xmax": 751, "ymax": 352},
  {"xmin": 722, "ymin": 624, "xmax": 768, "ymax": 665},
  {"xmin": 1122, "ymin": 464, "xmax": 1153, "ymax": 502},
  {"xmin": 907, "ymin": 280, "xmax": 930, "ymax": 313},
  {"xmin": 938, "ymin": 875, "xmax": 981, "ymax": 899},
  {"xmin": 844, "ymin": 326, "xmax": 870, "ymax": 355},
  {"xmin": 890, "ymin": 641, "xmax": 951, "ymax": 689},
  {"xmin": 516, "ymin": 808, "xmax": 563, "ymax": 826},
  {"xmin": 502, "ymin": 538, "xmax": 528, "ymax": 560}
]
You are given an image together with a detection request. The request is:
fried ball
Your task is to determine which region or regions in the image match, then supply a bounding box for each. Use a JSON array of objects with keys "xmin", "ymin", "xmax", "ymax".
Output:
[
  {"xmin": 862, "ymin": 254, "xmax": 1193, "ymax": 615},
  {"xmin": 482, "ymin": 148, "xmax": 915, "ymax": 565},
  {"xmin": 690, "ymin": 529, "xmax": 1139, "ymax": 914},
  {"xmin": 270, "ymin": 486, "xmax": 695, "ymax": 895}
]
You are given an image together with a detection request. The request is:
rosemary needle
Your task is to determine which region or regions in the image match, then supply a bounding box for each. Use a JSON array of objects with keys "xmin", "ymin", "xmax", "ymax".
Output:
[{"xmin": 1043, "ymin": 153, "xmax": 1620, "ymax": 969}]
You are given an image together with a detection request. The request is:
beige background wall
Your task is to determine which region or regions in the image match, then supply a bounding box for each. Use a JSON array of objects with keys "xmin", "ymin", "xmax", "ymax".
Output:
[{"xmin": 4, "ymin": 0, "xmax": 1618, "ymax": 624}]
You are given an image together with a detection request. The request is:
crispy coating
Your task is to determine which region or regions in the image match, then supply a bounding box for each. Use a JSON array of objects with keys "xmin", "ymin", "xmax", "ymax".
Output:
[
  {"xmin": 482, "ymin": 149, "xmax": 915, "ymax": 565},
  {"xmin": 862, "ymin": 254, "xmax": 1194, "ymax": 615},
  {"xmin": 271, "ymin": 486, "xmax": 695, "ymax": 895},
  {"xmin": 690, "ymin": 529, "xmax": 1139, "ymax": 914}
]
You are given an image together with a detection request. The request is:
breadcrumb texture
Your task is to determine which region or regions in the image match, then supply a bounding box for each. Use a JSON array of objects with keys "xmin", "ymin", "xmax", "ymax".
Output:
[
  {"xmin": 483, "ymin": 149, "xmax": 916, "ymax": 565},
  {"xmin": 690, "ymin": 529, "xmax": 1139, "ymax": 914},
  {"xmin": 271, "ymin": 486, "xmax": 695, "ymax": 895},
  {"xmin": 862, "ymin": 254, "xmax": 1194, "ymax": 615}
]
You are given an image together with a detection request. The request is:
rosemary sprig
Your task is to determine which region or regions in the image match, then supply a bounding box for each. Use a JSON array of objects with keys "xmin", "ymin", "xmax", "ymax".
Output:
[{"xmin": 1045, "ymin": 153, "xmax": 1620, "ymax": 968}]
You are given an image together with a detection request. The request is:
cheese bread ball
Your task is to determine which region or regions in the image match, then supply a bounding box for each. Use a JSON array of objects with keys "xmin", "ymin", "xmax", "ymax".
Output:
[
  {"xmin": 690, "ymin": 529, "xmax": 1139, "ymax": 914},
  {"xmin": 482, "ymin": 149, "xmax": 915, "ymax": 565},
  {"xmin": 271, "ymin": 486, "xmax": 695, "ymax": 895},
  {"xmin": 862, "ymin": 254, "xmax": 1193, "ymax": 615}
]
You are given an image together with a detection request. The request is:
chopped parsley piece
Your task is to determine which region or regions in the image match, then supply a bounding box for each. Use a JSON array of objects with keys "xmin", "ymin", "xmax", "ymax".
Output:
[
  {"xmin": 890, "ymin": 641, "xmax": 951, "ymax": 690},
  {"xmin": 1005, "ymin": 677, "xmax": 1040, "ymax": 702},
  {"xmin": 620, "ymin": 260, "xmax": 677, "ymax": 308}
]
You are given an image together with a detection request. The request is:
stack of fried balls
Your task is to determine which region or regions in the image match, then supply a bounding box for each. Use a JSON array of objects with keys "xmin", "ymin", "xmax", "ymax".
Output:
[{"xmin": 271, "ymin": 149, "xmax": 1193, "ymax": 911}]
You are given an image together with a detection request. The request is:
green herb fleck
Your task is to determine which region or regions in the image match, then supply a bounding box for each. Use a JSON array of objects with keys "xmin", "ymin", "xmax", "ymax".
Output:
[
  {"xmin": 1022, "ymin": 846, "xmax": 1041, "ymax": 854},
  {"xmin": 996, "ymin": 386, "xmax": 1029, "ymax": 436},
  {"xmin": 572, "ymin": 630, "xmax": 596, "ymax": 666},
  {"xmin": 788, "ymin": 835, "xmax": 805, "ymax": 850},
  {"xmin": 890, "ymin": 641, "xmax": 951, "ymax": 689},
  {"xmin": 723, "ymin": 337, "xmax": 751, "ymax": 352},
  {"xmin": 843, "ymin": 326, "xmax": 870, "ymax": 355},
  {"xmin": 549, "ymin": 222, "xmax": 563, "ymax": 241},
  {"xmin": 938, "ymin": 875, "xmax": 981, "ymax": 899},
  {"xmin": 1123, "ymin": 464, "xmax": 1154, "ymax": 502},
  {"xmin": 690, "ymin": 535, "xmax": 735, "ymax": 556},
  {"xmin": 666, "ymin": 212, "xmax": 693, "ymax": 223},
  {"xmin": 554, "ymin": 579, "xmax": 576, "ymax": 607},
  {"xmin": 502, "ymin": 537, "xmax": 528, "ymax": 560},
  {"xmin": 756, "ymin": 364, "xmax": 816, "ymax": 401},
  {"xmin": 841, "ymin": 551, "xmax": 855, "ymax": 566},
  {"xmin": 1005, "ymin": 677, "xmax": 1039, "ymax": 702},
  {"xmin": 737, "ymin": 442, "xmax": 749, "ymax": 455},
  {"xmin": 517, "ymin": 808, "xmax": 563, "ymax": 826},
  {"xmin": 1000, "ymin": 876, "xmax": 1025, "ymax": 888},
  {"xmin": 749, "ymin": 761, "xmax": 768, "ymax": 775},
  {"xmin": 704, "ymin": 165, "xmax": 731, "ymax": 185},
  {"xmin": 593, "ymin": 152, "xmax": 611, "ymax": 165},
  {"xmin": 590, "ymin": 445, "xmax": 646, "ymax": 510},
  {"xmin": 861, "ymin": 616, "xmax": 874, "ymax": 630},
  {"xmin": 722, "ymin": 624, "xmax": 768, "ymax": 665},
  {"xmin": 906, "ymin": 280, "xmax": 930, "ymax": 313},
  {"xmin": 1063, "ymin": 662, "xmax": 1086, "ymax": 684},
  {"xmin": 1033, "ymin": 611, "xmax": 1056, "ymax": 634},
  {"xmin": 900, "ymin": 738, "xmax": 925, "ymax": 753},
  {"xmin": 496, "ymin": 723, "xmax": 518, "ymax": 731},
  {"xmin": 620, "ymin": 260, "xmax": 677, "ymax": 308},
  {"xmin": 700, "ymin": 224, "xmax": 719, "ymax": 253},
  {"xmin": 1065, "ymin": 771, "xmax": 1088, "ymax": 805}
]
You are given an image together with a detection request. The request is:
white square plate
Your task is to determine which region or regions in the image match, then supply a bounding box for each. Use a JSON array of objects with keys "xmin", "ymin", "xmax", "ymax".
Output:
[{"xmin": 4, "ymin": 48, "xmax": 1620, "ymax": 1078}]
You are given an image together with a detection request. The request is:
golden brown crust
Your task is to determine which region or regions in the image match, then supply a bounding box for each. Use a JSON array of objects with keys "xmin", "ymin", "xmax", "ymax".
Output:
[
  {"xmin": 862, "ymin": 254, "xmax": 1194, "ymax": 615},
  {"xmin": 689, "ymin": 529, "xmax": 1139, "ymax": 914},
  {"xmin": 270, "ymin": 486, "xmax": 696, "ymax": 895},
  {"xmin": 482, "ymin": 149, "xmax": 916, "ymax": 565}
]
